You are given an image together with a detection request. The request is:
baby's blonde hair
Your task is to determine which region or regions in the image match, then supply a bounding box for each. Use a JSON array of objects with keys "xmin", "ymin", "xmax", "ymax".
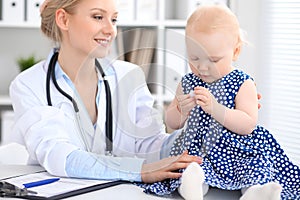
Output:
[
  {"xmin": 186, "ymin": 5, "xmax": 244, "ymax": 46},
  {"xmin": 40, "ymin": 0, "xmax": 81, "ymax": 43}
]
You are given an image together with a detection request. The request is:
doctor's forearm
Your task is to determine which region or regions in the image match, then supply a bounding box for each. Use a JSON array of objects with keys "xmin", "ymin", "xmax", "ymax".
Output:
[{"xmin": 65, "ymin": 150, "xmax": 144, "ymax": 182}]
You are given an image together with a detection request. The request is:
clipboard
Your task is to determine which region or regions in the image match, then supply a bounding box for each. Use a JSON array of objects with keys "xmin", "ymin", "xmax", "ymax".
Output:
[
  {"xmin": 18, "ymin": 180, "xmax": 128, "ymax": 200},
  {"xmin": 1, "ymin": 171, "xmax": 129, "ymax": 200}
]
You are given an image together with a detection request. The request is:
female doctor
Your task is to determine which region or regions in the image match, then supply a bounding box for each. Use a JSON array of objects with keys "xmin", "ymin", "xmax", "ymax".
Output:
[{"xmin": 9, "ymin": 0, "xmax": 202, "ymax": 183}]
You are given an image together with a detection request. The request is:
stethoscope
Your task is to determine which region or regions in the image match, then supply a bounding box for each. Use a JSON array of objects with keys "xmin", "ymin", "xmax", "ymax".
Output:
[{"xmin": 46, "ymin": 51, "xmax": 113, "ymax": 155}]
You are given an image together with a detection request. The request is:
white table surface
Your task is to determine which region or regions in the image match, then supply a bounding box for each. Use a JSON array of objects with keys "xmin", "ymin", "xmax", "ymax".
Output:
[{"xmin": 0, "ymin": 165, "xmax": 241, "ymax": 200}]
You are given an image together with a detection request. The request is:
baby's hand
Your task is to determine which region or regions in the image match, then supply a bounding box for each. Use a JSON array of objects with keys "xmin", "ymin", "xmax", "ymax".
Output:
[
  {"xmin": 194, "ymin": 86, "xmax": 216, "ymax": 114},
  {"xmin": 189, "ymin": 90, "xmax": 195, "ymax": 98},
  {"xmin": 176, "ymin": 92, "xmax": 196, "ymax": 116}
]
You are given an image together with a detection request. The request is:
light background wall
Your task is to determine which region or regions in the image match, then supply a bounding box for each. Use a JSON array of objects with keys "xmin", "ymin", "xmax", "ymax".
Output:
[
  {"xmin": 0, "ymin": 1, "xmax": 266, "ymax": 130},
  {"xmin": 0, "ymin": 1, "xmax": 263, "ymax": 98},
  {"xmin": 0, "ymin": 28, "xmax": 52, "ymax": 94},
  {"xmin": 2, "ymin": 0, "xmax": 300, "ymax": 168}
]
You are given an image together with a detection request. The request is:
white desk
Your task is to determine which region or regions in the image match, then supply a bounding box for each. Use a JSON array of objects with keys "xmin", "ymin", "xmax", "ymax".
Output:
[
  {"xmin": 65, "ymin": 184, "xmax": 241, "ymax": 200},
  {"xmin": 0, "ymin": 165, "xmax": 241, "ymax": 200},
  {"xmin": 0, "ymin": 165, "xmax": 181, "ymax": 200}
]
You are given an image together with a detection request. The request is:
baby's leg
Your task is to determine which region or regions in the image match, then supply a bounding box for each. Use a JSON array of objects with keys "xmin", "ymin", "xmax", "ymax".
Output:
[
  {"xmin": 240, "ymin": 182, "xmax": 282, "ymax": 200},
  {"xmin": 178, "ymin": 162, "xmax": 207, "ymax": 200}
]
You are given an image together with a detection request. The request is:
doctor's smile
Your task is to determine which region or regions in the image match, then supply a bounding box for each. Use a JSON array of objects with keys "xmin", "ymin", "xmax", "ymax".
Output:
[{"xmin": 95, "ymin": 38, "xmax": 111, "ymax": 47}]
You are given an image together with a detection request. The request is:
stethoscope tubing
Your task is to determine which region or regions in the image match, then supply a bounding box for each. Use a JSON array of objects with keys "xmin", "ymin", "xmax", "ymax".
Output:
[{"xmin": 46, "ymin": 51, "xmax": 113, "ymax": 154}]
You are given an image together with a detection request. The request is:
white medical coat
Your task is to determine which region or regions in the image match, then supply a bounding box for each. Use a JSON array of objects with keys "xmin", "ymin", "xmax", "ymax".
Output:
[{"xmin": 9, "ymin": 50, "xmax": 170, "ymax": 177}]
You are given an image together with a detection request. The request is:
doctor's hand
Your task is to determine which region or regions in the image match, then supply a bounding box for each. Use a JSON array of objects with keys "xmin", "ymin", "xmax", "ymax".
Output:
[{"xmin": 141, "ymin": 151, "xmax": 202, "ymax": 183}]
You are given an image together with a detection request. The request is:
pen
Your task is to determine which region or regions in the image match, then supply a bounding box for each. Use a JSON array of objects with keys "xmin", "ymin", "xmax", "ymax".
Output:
[{"xmin": 23, "ymin": 178, "xmax": 60, "ymax": 188}]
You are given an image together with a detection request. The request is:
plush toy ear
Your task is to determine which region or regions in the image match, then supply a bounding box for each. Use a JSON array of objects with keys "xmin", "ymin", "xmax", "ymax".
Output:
[{"xmin": 55, "ymin": 8, "xmax": 69, "ymax": 31}]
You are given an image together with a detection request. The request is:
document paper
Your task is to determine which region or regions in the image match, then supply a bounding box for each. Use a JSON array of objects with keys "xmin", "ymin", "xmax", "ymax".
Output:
[{"xmin": 5, "ymin": 171, "xmax": 113, "ymax": 198}]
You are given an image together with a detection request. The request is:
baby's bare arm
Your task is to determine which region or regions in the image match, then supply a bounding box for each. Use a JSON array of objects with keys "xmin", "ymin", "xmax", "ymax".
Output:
[
  {"xmin": 194, "ymin": 80, "xmax": 258, "ymax": 135},
  {"xmin": 165, "ymin": 83, "xmax": 196, "ymax": 129}
]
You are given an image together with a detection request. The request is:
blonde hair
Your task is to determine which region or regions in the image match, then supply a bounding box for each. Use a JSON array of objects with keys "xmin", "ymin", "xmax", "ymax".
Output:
[
  {"xmin": 40, "ymin": 0, "xmax": 81, "ymax": 43},
  {"xmin": 186, "ymin": 5, "xmax": 244, "ymax": 46}
]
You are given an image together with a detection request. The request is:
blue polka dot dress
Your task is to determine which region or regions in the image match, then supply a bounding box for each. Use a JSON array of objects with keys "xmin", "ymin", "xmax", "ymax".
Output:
[{"xmin": 139, "ymin": 69, "xmax": 300, "ymax": 199}]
